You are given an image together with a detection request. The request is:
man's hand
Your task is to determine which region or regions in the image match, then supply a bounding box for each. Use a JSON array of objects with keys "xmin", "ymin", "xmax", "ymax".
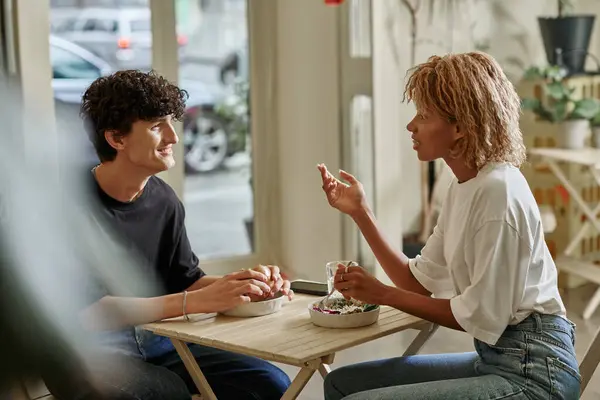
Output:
[
  {"xmin": 187, "ymin": 269, "xmax": 272, "ymax": 313},
  {"xmin": 251, "ymin": 265, "xmax": 293, "ymax": 300},
  {"xmin": 333, "ymin": 263, "xmax": 392, "ymax": 305}
]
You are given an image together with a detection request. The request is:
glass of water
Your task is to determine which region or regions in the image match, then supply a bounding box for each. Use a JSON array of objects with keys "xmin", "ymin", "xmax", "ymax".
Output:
[{"xmin": 326, "ymin": 261, "xmax": 358, "ymax": 294}]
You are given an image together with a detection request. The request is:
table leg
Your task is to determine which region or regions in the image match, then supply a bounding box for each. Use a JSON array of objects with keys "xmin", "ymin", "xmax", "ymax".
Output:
[
  {"xmin": 280, "ymin": 356, "xmax": 336, "ymax": 400},
  {"xmin": 318, "ymin": 364, "xmax": 331, "ymax": 378},
  {"xmin": 403, "ymin": 323, "xmax": 438, "ymax": 356},
  {"xmin": 319, "ymin": 354, "xmax": 335, "ymax": 378},
  {"xmin": 281, "ymin": 367, "xmax": 316, "ymax": 400},
  {"xmin": 171, "ymin": 339, "xmax": 218, "ymax": 400}
]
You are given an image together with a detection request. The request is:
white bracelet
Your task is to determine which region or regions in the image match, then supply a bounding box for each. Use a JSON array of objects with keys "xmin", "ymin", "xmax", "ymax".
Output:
[{"xmin": 183, "ymin": 290, "xmax": 190, "ymax": 321}]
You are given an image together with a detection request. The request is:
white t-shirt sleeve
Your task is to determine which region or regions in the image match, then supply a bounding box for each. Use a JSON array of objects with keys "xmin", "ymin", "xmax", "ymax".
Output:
[
  {"xmin": 450, "ymin": 220, "xmax": 529, "ymax": 345},
  {"xmin": 408, "ymin": 224, "xmax": 454, "ymax": 299}
]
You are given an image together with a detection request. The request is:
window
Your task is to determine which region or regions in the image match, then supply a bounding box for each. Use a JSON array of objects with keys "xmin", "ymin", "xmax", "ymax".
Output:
[
  {"xmin": 130, "ymin": 19, "xmax": 151, "ymax": 32},
  {"xmin": 50, "ymin": 45, "xmax": 102, "ymax": 79},
  {"xmin": 81, "ymin": 18, "xmax": 117, "ymax": 33},
  {"xmin": 51, "ymin": 18, "xmax": 77, "ymax": 33}
]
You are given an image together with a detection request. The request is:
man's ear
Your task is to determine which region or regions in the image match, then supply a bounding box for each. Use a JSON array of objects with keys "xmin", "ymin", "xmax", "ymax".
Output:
[{"xmin": 104, "ymin": 130, "xmax": 125, "ymax": 151}]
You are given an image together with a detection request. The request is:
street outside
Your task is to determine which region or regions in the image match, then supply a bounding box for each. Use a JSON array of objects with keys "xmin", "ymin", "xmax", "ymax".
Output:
[
  {"xmin": 48, "ymin": 0, "xmax": 254, "ymax": 260},
  {"xmin": 183, "ymin": 152, "xmax": 254, "ymax": 260}
]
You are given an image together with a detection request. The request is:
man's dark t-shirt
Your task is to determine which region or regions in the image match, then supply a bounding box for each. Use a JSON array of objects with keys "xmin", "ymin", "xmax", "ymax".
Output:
[{"xmin": 89, "ymin": 173, "xmax": 205, "ymax": 359}]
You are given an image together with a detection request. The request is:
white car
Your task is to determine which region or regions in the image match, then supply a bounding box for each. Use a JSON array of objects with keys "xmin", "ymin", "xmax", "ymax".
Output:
[{"xmin": 51, "ymin": 7, "xmax": 187, "ymax": 71}]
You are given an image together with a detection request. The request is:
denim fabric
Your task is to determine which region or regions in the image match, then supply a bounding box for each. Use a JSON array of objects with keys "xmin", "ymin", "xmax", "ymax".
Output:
[
  {"xmin": 91, "ymin": 326, "xmax": 177, "ymax": 359},
  {"xmin": 44, "ymin": 343, "xmax": 291, "ymax": 400},
  {"xmin": 324, "ymin": 313, "xmax": 580, "ymax": 400}
]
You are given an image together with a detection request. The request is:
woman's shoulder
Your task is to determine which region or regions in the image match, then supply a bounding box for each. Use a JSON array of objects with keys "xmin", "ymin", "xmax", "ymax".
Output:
[{"xmin": 469, "ymin": 164, "xmax": 540, "ymax": 231}]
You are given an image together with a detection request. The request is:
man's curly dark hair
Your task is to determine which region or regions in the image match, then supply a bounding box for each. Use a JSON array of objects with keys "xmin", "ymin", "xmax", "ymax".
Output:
[{"xmin": 81, "ymin": 70, "xmax": 188, "ymax": 162}]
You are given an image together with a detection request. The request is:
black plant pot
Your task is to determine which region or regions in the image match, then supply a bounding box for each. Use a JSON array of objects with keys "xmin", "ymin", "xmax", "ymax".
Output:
[{"xmin": 538, "ymin": 15, "xmax": 596, "ymax": 75}]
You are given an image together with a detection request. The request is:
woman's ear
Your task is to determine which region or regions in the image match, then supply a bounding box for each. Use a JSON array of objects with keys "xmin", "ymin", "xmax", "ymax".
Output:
[
  {"xmin": 104, "ymin": 130, "xmax": 125, "ymax": 151},
  {"xmin": 453, "ymin": 123, "xmax": 464, "ymax": 140}
]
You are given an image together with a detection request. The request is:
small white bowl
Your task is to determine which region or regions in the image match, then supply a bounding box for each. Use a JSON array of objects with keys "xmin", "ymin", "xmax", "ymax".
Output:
[
  {"xmin": 220, "ymin": 292, "xmax": 286, "ymax": 317},
  {"xmin": 308, "ymin": 299, "xmax": 380, "ymax": 328}
]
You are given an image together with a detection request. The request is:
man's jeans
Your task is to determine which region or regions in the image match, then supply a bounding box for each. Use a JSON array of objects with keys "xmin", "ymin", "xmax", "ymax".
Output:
[
  {"xmin": 44, "ymin": 343, "xmax": 291, "ymax": 400},
  {"xmin": 324, "ymin": 313, "xmax": 581, "ymax": 399}
]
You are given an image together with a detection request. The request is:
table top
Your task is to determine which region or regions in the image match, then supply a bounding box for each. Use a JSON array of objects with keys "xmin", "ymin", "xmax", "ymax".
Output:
[
  {"xmin": 529, "ymin": 147, "xmax": 600, "ymax": 167},
  {"xmin": 143, "ymin": 294, "xmax": 425, "ymax": 366}
]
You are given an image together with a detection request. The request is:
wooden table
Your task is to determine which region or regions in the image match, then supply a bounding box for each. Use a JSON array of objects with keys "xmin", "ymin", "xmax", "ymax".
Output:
[
  {"xmin": 529, "ymin": 148, "xmax": 600, "ymax": 319},
  {"xmin": 143, "ymin": 294, "xmax": 437, "ymax": 400}
]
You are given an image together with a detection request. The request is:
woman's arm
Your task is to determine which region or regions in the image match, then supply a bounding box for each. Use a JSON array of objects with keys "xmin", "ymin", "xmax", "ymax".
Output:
[
  {"xmin": 382, "ymin": 287, "xmax": 463, "ymax": 331},
  {"xmin": 352, "ymin": 208, "xmax": 431, "ymax": 296}
]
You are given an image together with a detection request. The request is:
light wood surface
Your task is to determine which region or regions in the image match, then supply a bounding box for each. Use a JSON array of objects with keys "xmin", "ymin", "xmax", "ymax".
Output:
[
  {"xmin": 529, "ymin": 147, "xmax": 600, "ymax": 167},
  {"xmin": 144, "ymin": 294, "xmax": 426, "ymax": 367}
]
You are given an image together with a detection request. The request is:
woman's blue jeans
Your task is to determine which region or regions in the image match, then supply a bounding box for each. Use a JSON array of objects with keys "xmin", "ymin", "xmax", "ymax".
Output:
[{"xmin": 324, "ymin": 313, "xmax": 581, "ymax": 399}]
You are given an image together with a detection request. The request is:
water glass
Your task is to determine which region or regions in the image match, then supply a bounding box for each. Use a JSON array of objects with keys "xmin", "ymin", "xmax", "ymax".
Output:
[{"xmin": 326, "ymin": 260, "xmax": 357, "ymax": 294}]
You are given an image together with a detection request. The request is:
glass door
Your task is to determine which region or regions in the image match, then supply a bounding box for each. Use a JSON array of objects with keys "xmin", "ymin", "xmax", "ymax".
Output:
[
  {"xmin": 49, "ymin": 0, "xmax": 153, "ymax": 172},
  {"xmin": 151, "ymin": 0, "xmax": 277, "ymax": 273},
  {"xmin": 177, "ymin": 0, "xmax": 253, "ymax": 261}
]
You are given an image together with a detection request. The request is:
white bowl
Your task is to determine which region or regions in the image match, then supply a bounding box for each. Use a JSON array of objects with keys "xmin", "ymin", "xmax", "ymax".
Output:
[
  {"xmin": 220, "ymin": 292, "xmax": 286, "ymax": 317},
  {"xmin": 308, "ymin": 299, "xmax": 380, "ymax": 328}
]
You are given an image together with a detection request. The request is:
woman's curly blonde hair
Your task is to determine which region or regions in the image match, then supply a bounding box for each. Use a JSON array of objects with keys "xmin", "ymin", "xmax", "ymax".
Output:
[{"xmin": 403, "ymin": 52, "xmax": 526, "ymax": 169}]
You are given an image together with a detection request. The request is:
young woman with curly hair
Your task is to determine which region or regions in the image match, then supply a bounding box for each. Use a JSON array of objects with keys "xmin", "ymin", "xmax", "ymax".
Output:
[{"xmin": 319, "ymin": 52, "xmax": 580, "ymax": 399}]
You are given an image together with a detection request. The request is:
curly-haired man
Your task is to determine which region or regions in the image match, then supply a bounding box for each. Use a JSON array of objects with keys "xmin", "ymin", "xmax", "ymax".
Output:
[{"xmin": 44, "ymin": 70, "xmax": 291, "ymax": 400}]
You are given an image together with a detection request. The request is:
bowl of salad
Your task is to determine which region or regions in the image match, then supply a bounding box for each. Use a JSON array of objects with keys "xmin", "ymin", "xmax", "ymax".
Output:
[{"xmin": 308, "ymin": 296, "xmax": 380, "ymax": 328}]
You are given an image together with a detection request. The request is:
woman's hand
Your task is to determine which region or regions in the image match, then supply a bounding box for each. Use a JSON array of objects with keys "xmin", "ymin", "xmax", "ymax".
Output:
[
  {"xmin": 333, "ymin": 264, "xmax": 393, "ymax": 305},
  {"xmin": 317, "ymin": 164, "xmax": 369, "ymax": 217}
]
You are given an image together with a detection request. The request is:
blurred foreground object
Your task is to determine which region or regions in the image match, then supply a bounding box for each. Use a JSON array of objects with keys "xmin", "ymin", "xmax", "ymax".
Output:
[{"xmin": 0, "ymin": 79, "xmax": 157, "ymax": 397}]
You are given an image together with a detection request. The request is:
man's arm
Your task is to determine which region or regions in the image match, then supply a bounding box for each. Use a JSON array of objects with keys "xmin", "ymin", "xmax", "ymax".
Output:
[
  {"xmin": 186, "ymin": 275, "xmax": 221, "ymax": 291},
  {"xmin": 80, "ymin": 276, "xmax": 218, "ymax": 330},
  {"xmin": 79, "ymin": 270, "xmax": 272, "ymax": 331},
  {"xmin": 79, "ymin": 293, "xmax": 186, "ymax": 331}
]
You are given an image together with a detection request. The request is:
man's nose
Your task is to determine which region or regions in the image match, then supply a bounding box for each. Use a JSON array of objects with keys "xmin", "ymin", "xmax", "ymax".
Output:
[{"xmin": 165, "ymin": 124, "xmax": 179, "ymax": 144}]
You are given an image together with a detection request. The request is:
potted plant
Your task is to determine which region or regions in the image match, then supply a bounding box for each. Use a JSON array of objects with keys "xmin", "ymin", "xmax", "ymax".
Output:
[
  {"xmin": 521, "ymin": 65, "xmax": 600, "ymax": 149},
  {"xmin": 538, "ymin": 0, "xmax": 596, "ymax": 76}
]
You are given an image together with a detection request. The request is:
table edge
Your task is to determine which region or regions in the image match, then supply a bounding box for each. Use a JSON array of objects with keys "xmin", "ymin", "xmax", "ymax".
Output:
[{"xmin": 144, "ymin": 318, "xmax": 429, "ymax": 366}]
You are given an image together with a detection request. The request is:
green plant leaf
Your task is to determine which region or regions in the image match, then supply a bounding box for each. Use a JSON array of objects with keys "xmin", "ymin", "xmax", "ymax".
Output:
[
  {"xmin": 545, "ymin": 81, "xmax": 568, "ymax": 100},
  {"xmin": 521, "ymin": 98, "xmax": 555, "ymax": 122},
  {"xmin": 572, "ymin": 99, "xmax": 600, "ymax": 120},
  {"xmin": 553, "ymin": 100, "xmax": 568, "ymax": 122},
  {"xmin": 521, "ymin": 98, "xmax": 541, "ymax": 110},
  {"xmin": 523, "ymin": 66, "xmax": 543, "ymax": 80}
]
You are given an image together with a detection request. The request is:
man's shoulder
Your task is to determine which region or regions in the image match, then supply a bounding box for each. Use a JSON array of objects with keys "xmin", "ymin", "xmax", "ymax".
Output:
[
  {"xmin": 147, "ymin": 176, "xmax": 185, "ymax": 219},
  {"xmin": 148, "ymin": 176, "xmax": 180, "ymax": 203}
]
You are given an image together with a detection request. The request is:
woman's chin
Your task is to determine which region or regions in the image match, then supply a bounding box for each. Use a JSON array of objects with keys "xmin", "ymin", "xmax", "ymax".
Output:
[{"xmin": 415, "ymin": 150, "xmax": 427, "ymax": 161}]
